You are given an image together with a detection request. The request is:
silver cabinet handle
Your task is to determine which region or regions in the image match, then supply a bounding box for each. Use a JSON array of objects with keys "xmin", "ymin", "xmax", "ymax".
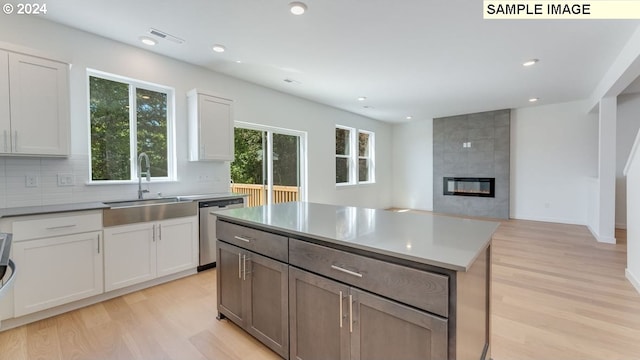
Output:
[
  {"xmin": 242, "ymin": 254, "xmax": 247, "ymax": 281},
  {"xmin": 152, "ymin": 224, "xmax": 156, "ymax": 242},
  {"xmin": 46, "ymin": 224, "xmax": 77, "ymax": 230},
  {"xmin": 339, "ymin": 291, "xmax": 343, "ymax": 328},
  {"xmin": 349, "ymin": 294, "xmax": 353, "ymax": 333},
  {"xmin": 97, "ymin": 233, "xmax": 100, "ymax": 254},
  {"xmin": 234, "ymin": 235, "xmax": 251, "ymax": 243},
  {"xmin": 238, "ymin": 252, "xmax": 242, "ymax": 279},
  {"xmin": 331, "ymin": 265, "xmax": 363, "ymax": 278}
]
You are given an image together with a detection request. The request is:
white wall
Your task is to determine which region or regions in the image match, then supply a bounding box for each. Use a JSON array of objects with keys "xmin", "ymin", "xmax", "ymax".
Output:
[
  {"xmin": 510, "ymin": 100, "xmax": 599, "ymax": 224},
  {"xmin": 624, "ymin": 130, "xmax": 640, "ymax": 294},
  {"xmin": 0, "ymin": 16, "xmax": 392, "ymax": 209},
  {"xmin": 616, "ymin": 93, "xmax": 640, "ymax": 229},
  {"xmin": 392, "ymin": 100, "xmax": 599, "ymax": 224},
  {"xmin": 391, "ymin": 118, "xmax": 433, "ymax": 211}
]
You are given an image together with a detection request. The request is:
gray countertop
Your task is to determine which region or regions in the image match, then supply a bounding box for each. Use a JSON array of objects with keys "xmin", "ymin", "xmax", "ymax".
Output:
[
  {"xmin": 213, "ymin": 202, "xmax": 500, "ymax": 272},
  {"xmin": 0, "ymin": 202, "xmax": 109, "ymax": 218},
  {"xmin": 0, "ymin": 192, "xmax": 247, "ymax": 218}
]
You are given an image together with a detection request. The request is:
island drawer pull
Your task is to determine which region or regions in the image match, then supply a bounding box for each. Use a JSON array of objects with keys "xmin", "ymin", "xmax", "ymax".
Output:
[
  {"xmin": 234, "ymin": 235, "xmax": 252, "ymax": 243},
  {"xmin": 331, "ymin": 265, "xmax": 363, "ymax": 278},
  {"xmin": 46, "ymin": 224, "xmax": 77, "ymax": 230}
]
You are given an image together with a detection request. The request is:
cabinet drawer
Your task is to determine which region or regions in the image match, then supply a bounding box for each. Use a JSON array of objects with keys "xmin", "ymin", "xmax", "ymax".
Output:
[
  {"xmin": 289, "ymin": 238, "xmax": 449, "ymax": 317},
  {"xmin": 217, "ymin": 220, "xmax": 288, "ymax": 262},
  {"xmin": 12, "ymin": 211, "xmax": 102, "ymax": 241}
]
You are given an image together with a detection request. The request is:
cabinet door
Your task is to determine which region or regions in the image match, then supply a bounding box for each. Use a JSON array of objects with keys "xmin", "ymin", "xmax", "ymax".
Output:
[
  {"xmin": 8, "ymin": 53, "xmax": 69, "ymax": 156},
  {"xmin": 351, "ymin": 289, "xmax": 448, "ymax": 360},
  {"xmin": 104, "ymin": 223, "xmax": 156, "ymax": 292},
  {"xmin": 217, "ymin": 241, "xmax": 244, "ymax": 326},
  {"xmin": 197, "ymin": 94, "xmax": 233, "ymax": 161},
  {"xmin": 13, "ymin": 231, "xmax": 103, "ymax": 317},
  {"xmin": 245, "ymin": 252, "xmax": 289, "ymax": 359},
  {"xmin": 289, "ymin": 267, "xmax": 350, "ymax": 360},
  {"xmin": 0, "ymin": 50, "xmax": 10, "ymax": 154},
  {"xmin": 156, "ymin": 216, "xmax": 198, "ymax": 277}
]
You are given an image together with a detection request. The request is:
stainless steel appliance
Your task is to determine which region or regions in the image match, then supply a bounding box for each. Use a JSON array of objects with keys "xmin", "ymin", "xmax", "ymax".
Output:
[
  {"xmin": 0, "ymin": 233, "xmax": 16, "ymax": 299},
  {"xmin": 198, "ymin": 197, "xmax": 245, "ymax": 271}
]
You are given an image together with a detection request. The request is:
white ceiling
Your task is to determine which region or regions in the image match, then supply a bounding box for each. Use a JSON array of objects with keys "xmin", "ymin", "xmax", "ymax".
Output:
[{"xmin": 41, "ymin": 0, "xmax": 640, "ymax": 123}]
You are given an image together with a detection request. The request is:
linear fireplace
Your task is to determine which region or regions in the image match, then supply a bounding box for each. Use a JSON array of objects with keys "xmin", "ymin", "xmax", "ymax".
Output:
[{"xmin": 443, "ymin": 177, "xmax": 495, "ymax": 198}]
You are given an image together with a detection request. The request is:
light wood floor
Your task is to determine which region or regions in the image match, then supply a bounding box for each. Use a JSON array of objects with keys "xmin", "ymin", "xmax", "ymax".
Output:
[
  {"xmin": 491, "ymin": 220, "xmax": 640, "ymax": 360},
  {"xmin": 1, "ymin": 218, "xmax": 639, "ymax": 359}
]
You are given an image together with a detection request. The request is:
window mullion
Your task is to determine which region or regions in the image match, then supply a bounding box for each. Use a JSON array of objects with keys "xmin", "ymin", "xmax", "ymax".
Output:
[
  {"xmin": 351, "ymin": 129, "xmax": 357, "ymax": 184},
  {"xmin": 130, "ymin": 85, "xmax": 138, "ymax": 181}
]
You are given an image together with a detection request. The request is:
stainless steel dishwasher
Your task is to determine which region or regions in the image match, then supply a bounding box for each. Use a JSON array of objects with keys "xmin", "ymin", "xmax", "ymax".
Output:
[{"xmin": 198, "ymin": 197, "xmax": 245, "ymax": 271}]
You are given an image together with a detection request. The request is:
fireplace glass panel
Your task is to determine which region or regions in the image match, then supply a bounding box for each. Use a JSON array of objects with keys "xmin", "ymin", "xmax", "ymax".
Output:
[{"xmin": 443, "ymin": 177, "xmax": 495, "ymax": 197}]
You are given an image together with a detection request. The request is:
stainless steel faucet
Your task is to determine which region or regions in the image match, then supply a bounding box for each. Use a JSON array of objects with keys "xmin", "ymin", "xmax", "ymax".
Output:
[{"xmin": 138, "ymin": 152, "xmax": 151, "ymax": 199}]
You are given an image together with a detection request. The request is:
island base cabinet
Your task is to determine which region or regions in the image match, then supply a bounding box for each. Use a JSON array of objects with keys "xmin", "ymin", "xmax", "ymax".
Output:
[
  {"xmin": 289, "ymin": 267, "xmax": 448, "ymax": 360},
  {"xmin": 217, "ymin": 241, "xmax": 244, "ymax": 325},
  {"xmin": 289, "ymin": 267, "xmax": 350, "ymax": 360},
  {"xmin": 217, "ymin": 241, "xmax": 289, "ymax": 359},
  {"xmin": 352, "ymin": 289, "xmax": 448, "ymax": 360}
]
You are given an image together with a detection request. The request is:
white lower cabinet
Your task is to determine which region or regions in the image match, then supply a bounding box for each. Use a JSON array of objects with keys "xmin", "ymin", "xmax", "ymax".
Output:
[
  {"xmin": 13, "ymin": 231, "xmax": 103, "ymax": 317},
  {"xmin": 104, "ymin": 216, "xmax": 198, "ymax": 292}
]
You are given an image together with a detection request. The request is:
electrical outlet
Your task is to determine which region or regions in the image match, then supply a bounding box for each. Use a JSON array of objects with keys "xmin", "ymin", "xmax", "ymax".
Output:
[
  {"xmin": 57, "ymin": 173, "xmax": 75, "ymax": 186},
  {"xmin": 25, "ymin": 174, "xmax": 39, "ymax": 188}
]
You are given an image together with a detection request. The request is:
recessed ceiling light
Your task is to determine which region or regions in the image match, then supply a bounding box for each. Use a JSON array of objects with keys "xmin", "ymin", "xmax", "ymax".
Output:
[
  {"xmin": 358, "ymin": 96, "xmax": 367, "ymax": 101},
  {"xmin": 529, "ymin": 97, "xmax": 539, "ymax": 102},
  {"xmin": 212, "ymin": 44, "xmax": 226, "ymax": 53},
  {"xmin": 289, "ymin": 1, "xmax": 307, "ymax": 15},
  {"xmin": 406, "ymin": 116, "xmax": 413, "ymax": 120},
  {"xmin": 140, "ymin": 36, "xmax": 157, "ymax": 46},
  {"xmin": 235, "ymin": 60, "xmax": 242, "ymax": 64},
  {"xmin": 523, "ymin": 59, "xmax": 539, "ymax": 67}
]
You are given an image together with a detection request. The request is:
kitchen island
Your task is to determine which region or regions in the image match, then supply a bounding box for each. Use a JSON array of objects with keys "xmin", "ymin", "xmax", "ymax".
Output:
[{"xmin": 214, "ymin": 202, "xmax": 499, "ymax": 360}]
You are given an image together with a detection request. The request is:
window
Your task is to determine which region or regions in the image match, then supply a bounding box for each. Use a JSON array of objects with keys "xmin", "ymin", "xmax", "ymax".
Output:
[
  {"xmin": 358, "ymin": 130, "xmax": 374, "ymax": 183},
  {"xmin": 88, "ymin": 71, "xmax": 175, "ymax": 182},
  {"xmin": 335, "ymin": 125, "xmax": 375, "ymax": 185}
]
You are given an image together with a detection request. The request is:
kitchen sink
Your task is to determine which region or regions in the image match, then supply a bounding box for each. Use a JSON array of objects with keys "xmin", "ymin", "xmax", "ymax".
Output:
[
  {"xmin": 104, "ymin": 197, "xmax": 186, "ymax": 208},
  {"xmin": 103, "ymin": 197, "xmax": 197, "ymax": 227}
]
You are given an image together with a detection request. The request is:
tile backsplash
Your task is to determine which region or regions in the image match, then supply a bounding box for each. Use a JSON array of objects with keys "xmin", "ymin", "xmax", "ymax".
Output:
[{"xmin": 0, "ymin": 155, "xmax": 230, "ymax": 209}]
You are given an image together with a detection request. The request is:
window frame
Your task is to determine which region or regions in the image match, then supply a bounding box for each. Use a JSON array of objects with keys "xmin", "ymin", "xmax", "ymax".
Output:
[
  {"xmin": 357, "ymin": 129, "xmax": 375, "ymax": 184},
  {"xmin": 335, "ymin": 125, "xmax": 356, "ymax": 186},
  {"xmin": 87, "ymin": 69, "xmax": 176, "ymax": 184},
  {"xmin": 335, "ymin": 125, "xmax": 375, "ymax": 186}
]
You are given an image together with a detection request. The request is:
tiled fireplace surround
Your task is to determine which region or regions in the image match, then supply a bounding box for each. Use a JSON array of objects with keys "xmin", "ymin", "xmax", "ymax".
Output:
[{"xmin": 433, "ymin": 109, "xmax": 510, "ymax": 219}]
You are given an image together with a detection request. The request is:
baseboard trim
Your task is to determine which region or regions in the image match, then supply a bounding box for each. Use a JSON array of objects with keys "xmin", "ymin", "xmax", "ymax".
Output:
[
  {"xmin": 587, "ymin": 225, "xmax": 617, "ymax": 244},
  {"xmin": 626, "ymin": 268, "xmax": 640, "ymax": 295},
  {"xmin": 509, "ymin": 214, "xmax": 585, "ymax": 226}
]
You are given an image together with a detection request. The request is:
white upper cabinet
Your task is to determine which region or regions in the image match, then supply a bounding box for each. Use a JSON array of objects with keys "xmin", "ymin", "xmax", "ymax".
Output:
[
  {"xmin": 0, "ymin": 50, "xmax": 10, "ymax": 153},
  {"xmin": 0, "ymin": 49, "xmax": 70, "ymax": 156},
  {"xmin": 187, "ymin": 89, "xmax": 234, "ymax": 161}
]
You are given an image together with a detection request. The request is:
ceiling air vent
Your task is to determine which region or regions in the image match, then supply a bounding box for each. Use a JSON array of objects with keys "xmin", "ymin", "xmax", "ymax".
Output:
[{"xmin": 148, "ymin": 28, "xmax": 185, "ymax": 44}]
